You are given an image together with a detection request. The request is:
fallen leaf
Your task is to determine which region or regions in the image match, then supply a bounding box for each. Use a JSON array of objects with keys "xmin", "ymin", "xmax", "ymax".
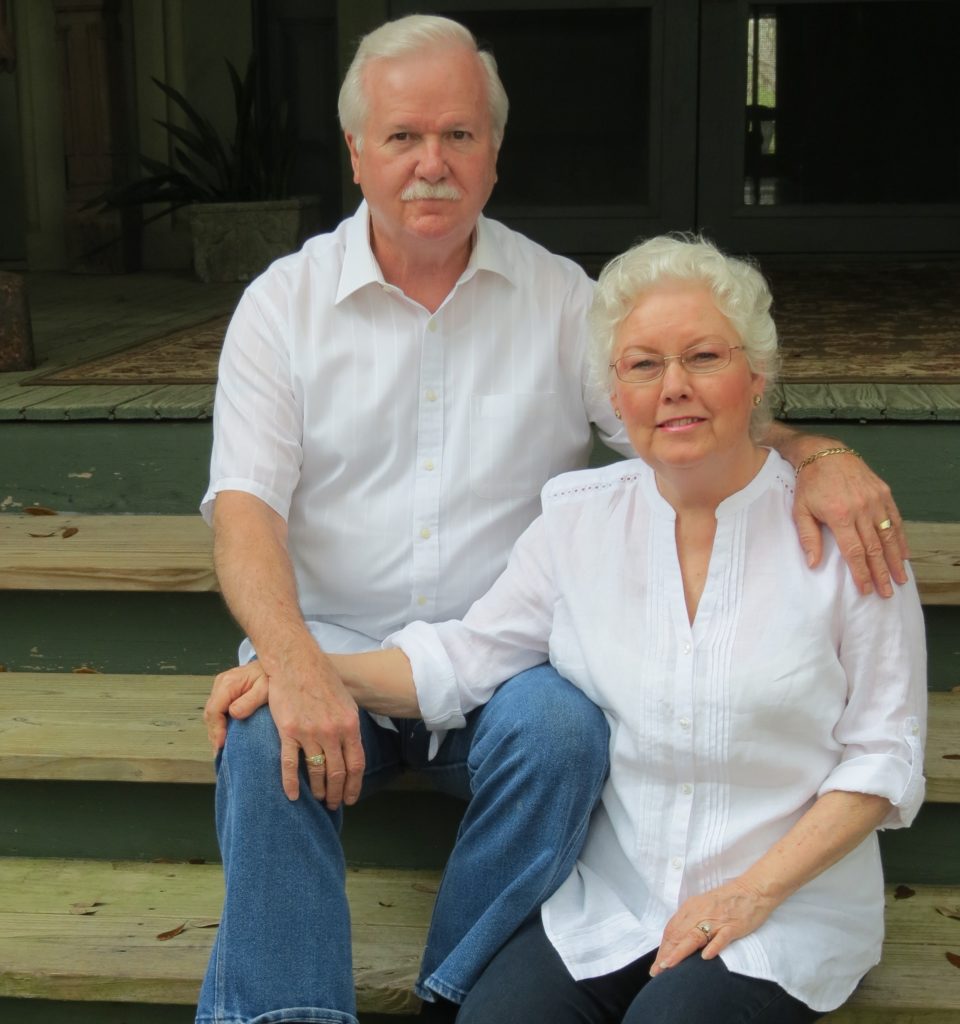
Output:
[
  {"xmin": 24, "ymin": 506, "xmax": 57, "ymax": 516},
  {"xmin": 943, "ymin": 754, "xmax": 960, "ymax": 760},
  {"xmin": 378, "ymin": 900, "xmax": 395, "ymax": 908},
  {"xmin": 72, "ymin": 666, "xmax": 100, "ymax": 674},
  {"xmin": 952, "ymin": 685, "xmax": 960, "ymax": 693},
  {"xmin": 187, "ymin": 858, "xmax": 206, "ymax": 865},
  {"xmin": 936, "ymin": 906, "xmax": 960, "ymax": 921},
  {"xmin": 412, "ymin": 883, "xmax": 438, "ymax": 895},
  {"xmin": 28, "ymin": 531, "xmax": 57, "ymax": 538},
  {"xmin": 947, "ymin": 952, "xmax": 960, "ymax": 969},
  {"xmin": 61, "ymin": 527, "xmax": 79, "ymax": 538},
  {"xmin": 893, "ymin": 885, "xmax": 916, "ymax": 900},
  {"xmin": 156, "ymin": 919, "xmax": 218, "ymax": 941},
  {"xmin": 70, "ymin": 900, "xmax": 104, "ymax": 916}
]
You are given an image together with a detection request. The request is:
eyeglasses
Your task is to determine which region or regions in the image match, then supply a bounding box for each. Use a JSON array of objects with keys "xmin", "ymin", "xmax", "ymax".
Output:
[{"xmin": 610, "ymin": 340, "xmax": 744, "ymax": 384}]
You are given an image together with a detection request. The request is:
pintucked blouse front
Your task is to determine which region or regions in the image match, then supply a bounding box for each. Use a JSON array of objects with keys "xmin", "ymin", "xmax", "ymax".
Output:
[{"xmin": 391, "ymin": 452, "xmax": 927, "ymax": 1012}]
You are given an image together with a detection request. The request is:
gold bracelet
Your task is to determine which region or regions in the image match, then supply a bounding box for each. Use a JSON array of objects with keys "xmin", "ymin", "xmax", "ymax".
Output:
[{"xmin": 795, "ymin": 446, "xmax": 861, "ymax": 476}]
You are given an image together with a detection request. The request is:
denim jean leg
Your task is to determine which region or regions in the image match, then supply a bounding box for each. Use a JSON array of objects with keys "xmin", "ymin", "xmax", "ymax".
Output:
[
  {"xmin": 195, "ymin": 706, "xmax": 399, "ymax": 1024},
  {"xmin": 415, "ymin": 664, "xmax": 610, "ymax": 1004}
]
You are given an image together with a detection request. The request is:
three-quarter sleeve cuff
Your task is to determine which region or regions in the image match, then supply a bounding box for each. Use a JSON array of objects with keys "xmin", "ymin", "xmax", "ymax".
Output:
[
  {"xmin": 383, "ymin": 621, "xmax": 467, "ymax": 732},
  {"xmin": 818, "ymin": 717, "xmax": 926, "ymax": 828}
]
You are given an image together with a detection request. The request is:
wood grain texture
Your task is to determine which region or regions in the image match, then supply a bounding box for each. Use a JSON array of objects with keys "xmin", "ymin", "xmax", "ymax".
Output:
[
  {"xmin": 1, "ymin": 515, "xmax": 957, "ymax": 601},
  {"xmin": 0, "ymin": 858, "xmax": 438, "ymax": 1013},
  {"xmin": 0, "ymin": 857, "xmax": 955, "ymax": 1017}
]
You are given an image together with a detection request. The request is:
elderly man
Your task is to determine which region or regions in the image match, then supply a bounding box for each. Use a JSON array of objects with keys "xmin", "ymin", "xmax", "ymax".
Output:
[{"xmin": 198, "ymin": 15, "xmax": 907, "ymax": 1024}]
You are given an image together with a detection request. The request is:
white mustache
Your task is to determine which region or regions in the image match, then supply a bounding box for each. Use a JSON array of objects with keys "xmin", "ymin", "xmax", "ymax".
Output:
[{"xmin": 401, "ymin": 182, "xmax": 462, "ymax": 201}]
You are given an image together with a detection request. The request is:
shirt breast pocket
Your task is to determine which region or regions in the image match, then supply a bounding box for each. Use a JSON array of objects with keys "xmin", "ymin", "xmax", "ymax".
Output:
[{"xmin": 470, "ymin": 392, "xmax": 558, "ymax": 499}]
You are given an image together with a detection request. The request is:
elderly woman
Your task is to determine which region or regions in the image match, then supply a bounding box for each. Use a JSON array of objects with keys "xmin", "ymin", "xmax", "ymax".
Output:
[{"xmin": 209, "ymin": 237, "xmax": 926, "ymax": 1022}]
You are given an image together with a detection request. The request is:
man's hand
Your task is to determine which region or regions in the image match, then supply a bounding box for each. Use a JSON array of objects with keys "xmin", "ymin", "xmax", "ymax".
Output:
[
  {"xmin": 204, "ymin": 646, "xmax": 366, "ymax": 810},
  {"xmin": 650, "ymin": 879, "xmax": 775, "ymax": 977},
  {"xmin": 793, "ymin": 450, "xmax": 909, "ymax": 597},
  {"xmin": 265, "ymin": 644, "xmax": 366, "ymax": 809}
]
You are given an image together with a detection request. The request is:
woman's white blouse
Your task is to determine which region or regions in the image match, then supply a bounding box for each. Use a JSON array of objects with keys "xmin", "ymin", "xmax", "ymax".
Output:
[{"xmin": 390, "ymin": 452, "xmax": 927, "ymax": 1012}]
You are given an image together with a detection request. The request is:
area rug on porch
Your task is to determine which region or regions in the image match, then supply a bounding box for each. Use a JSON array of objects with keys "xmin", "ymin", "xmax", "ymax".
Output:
[
  {"xmin": 22, "ymin": 263, "xmax": 960, "ymax": 386},
  {"xmin": 25, "ymin": 314, "xmax": 232, "ymax": 386}
]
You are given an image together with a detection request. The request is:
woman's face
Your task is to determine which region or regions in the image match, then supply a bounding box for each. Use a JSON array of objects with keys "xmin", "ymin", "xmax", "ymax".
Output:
[{"xmin": 610, "ymin": 280, "xmax": 764, "ymax": 482}]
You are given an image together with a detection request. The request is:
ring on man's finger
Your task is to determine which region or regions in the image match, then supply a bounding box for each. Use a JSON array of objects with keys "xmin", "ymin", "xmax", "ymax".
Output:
[
  {"xmin": 877, "ymin": 518, "xmax": 893, "ymax": 532},
  {"xmin": 306, "ymin": 752, "xmax": 326, "ymax": 768},
  {"xmin": 696, "ymin": 921, "xmax": 712, "ymax": 938}
]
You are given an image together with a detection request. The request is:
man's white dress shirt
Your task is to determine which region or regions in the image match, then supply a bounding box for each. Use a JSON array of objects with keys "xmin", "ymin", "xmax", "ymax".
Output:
[
  {"xmin": 392, "ymin": 452, "xmax": 927, "ymax": 1011},
  {"xmin": 203, "ymin": 202, "xmax": 629, "ymax": 660}
]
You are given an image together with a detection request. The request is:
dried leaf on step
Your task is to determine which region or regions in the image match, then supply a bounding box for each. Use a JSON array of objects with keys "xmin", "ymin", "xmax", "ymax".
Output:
[
  {"xmin": 157, "ymin": 923, "xmax": 187, "ymax": 941},
  {"xmin": 947, "ymin": 952, "xmax": 960, "ymax": 969},
  {"xmin": 28, "ymin": 531, "xmax": 56, "ymax": 538},
  {"xmin": 378, "ymin": 901, "xmax": 395, "ymax": 908},
  {"xmin": 61, "ymin": 527, "xmax": 79, "ymax": 538},
  {"xmin": 156, "ymin": 919, "xmax": 219, "ymax": 941},
  {"xmin": 936, "ymin": 906, "xmax": 960, "ymax": 921},
  {"xmin": 24, "ymin": 506, "xmax": 57, "ymax": 516},
  {"xmin": 412, "ymin": 883, "xmax": 438, "ymax": 894},
  {"xmin": 943, "ymin": 754, "xmax": 960, "ymax": 760},
  {"xmin": 893, "ymin": 885, "xmax": 916, "ymax": 900},
  {"xmin": 72, "ymin": 666, "xmax": 100, "ymax": 673},
  {"xmin": 70, "ymin": 901, "xmax": 104, "ymax": 915}
]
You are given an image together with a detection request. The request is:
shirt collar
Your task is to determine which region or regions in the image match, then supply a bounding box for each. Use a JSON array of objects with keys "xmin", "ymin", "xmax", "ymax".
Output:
[{"xmin": 335, "ymin": 201, "xmax": 516, "ymax": 305}]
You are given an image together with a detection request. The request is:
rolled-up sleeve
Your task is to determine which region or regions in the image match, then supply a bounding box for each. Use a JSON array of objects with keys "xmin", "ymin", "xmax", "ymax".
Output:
[
  {"xmin": 818, "ymin": 564, "xmax": 928, "ymax": 828},
  {"xmin": 385, "ymin": 515, "xmax": 558, "ymax": 730}
]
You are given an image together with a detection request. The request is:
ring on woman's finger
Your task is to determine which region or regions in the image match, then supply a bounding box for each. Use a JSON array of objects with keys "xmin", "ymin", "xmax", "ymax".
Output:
[
  {"xmin": 306, "ymin": 752, "xmax": 326, "ymax": 768},
  {"xmin": 696, "ymin": 921, "xmax": 712, "ymax": 938},
  {"xmin": 877, "ymin": 518, "xmax": 893, "ymax": 532}
]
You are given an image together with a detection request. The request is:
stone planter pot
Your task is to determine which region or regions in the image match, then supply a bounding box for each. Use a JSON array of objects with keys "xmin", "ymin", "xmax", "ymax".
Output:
[{"xmin": 187, "ymin": 196, "xmax": 323, "ymax": 283}]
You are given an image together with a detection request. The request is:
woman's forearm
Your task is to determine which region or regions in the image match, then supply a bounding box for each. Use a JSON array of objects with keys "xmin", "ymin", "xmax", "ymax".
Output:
[
  {"xmin": 329, "ymin": 649, "xmax": 422, "ymax": 718},
  {"xmin": 737, "ymin": 790, "xmax": 892, "ymax": 907}
]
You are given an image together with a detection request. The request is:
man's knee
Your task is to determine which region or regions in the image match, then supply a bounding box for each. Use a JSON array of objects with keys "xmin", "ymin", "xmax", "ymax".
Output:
[
  {"xmin": 221, "ymin": 704, "xmax": 281, "ymax": 780},
  {"xmin": 474, "ymin": 665, "xmax": 609, "ymax": 779}
]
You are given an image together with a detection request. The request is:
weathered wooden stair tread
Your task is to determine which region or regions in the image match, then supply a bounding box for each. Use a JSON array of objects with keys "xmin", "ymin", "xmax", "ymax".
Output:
[
  {"xmin": 1, "ymin": 514, "xmax": 958, "ymax": 603},
  {"xmin": 0, "ymin": 857, "xmax": 437, "ymax": 1014},
  {"xmin": 0, "ymin": 857, "xmax": 955, "ymax": 1019},
  {"xmin": 0, "ymin": 673, "xmax": 957, "ymax": 801}
]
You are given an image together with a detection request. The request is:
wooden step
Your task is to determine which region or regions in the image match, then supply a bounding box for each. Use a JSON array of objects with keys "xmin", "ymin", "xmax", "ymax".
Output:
[
  {"xmin": 1, "ymin": 673, "xmax": 958, "ymax": 801},
  {"xmin": 1, "ymin": 514, "xmax": 958, "ymax": 603},
  {"xmin": 0, "ymin": 856, "xmax": 956, "ymax": 1020},
  {"xmin": 0, "ymin": 857, "xmax": 436, "ymax": 1015}
]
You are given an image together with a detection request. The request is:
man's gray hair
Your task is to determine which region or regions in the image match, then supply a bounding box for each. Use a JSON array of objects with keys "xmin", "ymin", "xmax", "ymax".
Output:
[
  {"xmin": 338, "ymin": 15, "xmax": 509, "ymax": 150},
  {"xmin": 589, "ymin": 234, "xmax": 780, "ymax": 438}
]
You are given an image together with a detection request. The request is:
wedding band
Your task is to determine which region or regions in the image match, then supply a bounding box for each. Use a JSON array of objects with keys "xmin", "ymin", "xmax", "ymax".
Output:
[
  {"xmin": 877, "ymin": 519, "xmax": 893, "ymax": 531},
  {"xmin": 306, "ymin": 753, "xmax": 326, "ymax": 768},
  {"xmin": 696, "ymin": 921, "xmax": 712, "ymax": 937}
]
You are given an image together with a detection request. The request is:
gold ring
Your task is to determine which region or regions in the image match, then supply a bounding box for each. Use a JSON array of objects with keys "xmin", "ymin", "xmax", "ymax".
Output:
[
  {"xmin": 306, "ymin": 753, "xmax": 326, "ymax": 768},
  {"xmin": 878, "ymin": 519, "xmax": 893, "ymax": 531},
  {"xmin": 696, "ymin": 921, "xmax": 712, "ymax": 937}
]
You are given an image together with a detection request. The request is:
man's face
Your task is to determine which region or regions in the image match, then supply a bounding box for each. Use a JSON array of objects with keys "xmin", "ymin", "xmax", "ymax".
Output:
[{"xmin": 346, "ymin": 44, "xmax": 500, "ymax": 256}]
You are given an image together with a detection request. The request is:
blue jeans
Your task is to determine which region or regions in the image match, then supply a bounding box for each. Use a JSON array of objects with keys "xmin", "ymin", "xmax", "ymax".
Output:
[
  {"xmin": 195, "ymin": 664, "xmax": 610, "ymax": 1024},
  {"xmin": 457, "ymin": 916, "xmax": 824, "ymax": 1024}
]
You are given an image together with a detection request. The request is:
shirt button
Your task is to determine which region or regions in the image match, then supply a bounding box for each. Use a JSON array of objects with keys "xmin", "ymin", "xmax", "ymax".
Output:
[
  {"xmin": 417, "ymin": 595, "xmax": 428, "ymax": 607},
  {"xmin": 681, "ymin": 783, "xmax": 693, "ymax": 795},
  {"xmin": 682, "ymin": 642, "xmax": 692, "ymax": 655},
  {"xmin": 679, "ymin": 717, "xmax": 691, "ymax": 730},
  {"xmin": 427, "ymin": 319, "xmax": 438, "ymax": 332},
  {"xmin": 423, "ymin": 459, "xmax": 435, "ymax": 471},
  {"xmin": 420, "ymin": 527, "xmax": 431, "ymax": 540},
  {"xmin": 426, "ymin": 388, "xmax": 438, "ymax": 402},
  {"xmin": 671, "ymin": 856, "xmax": 683, "ymax": 870}
]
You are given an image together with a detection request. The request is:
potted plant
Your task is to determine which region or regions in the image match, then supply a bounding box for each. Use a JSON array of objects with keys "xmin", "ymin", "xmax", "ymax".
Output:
[{"xmin": 91, "ymin": 57, "xmax": 322, "ymax": 282}]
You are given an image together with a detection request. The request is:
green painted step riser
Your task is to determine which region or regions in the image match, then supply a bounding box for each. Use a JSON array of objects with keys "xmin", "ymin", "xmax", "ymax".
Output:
[
  {"xmin": 0, "ymin": 592, "xmax": 956, "ymax": 686},
  {"xmin": 0, "ymin": 779, "xmax": 956, "ymax": 883},
  {"xmin": 0, "ymin": 1000, "xmax": 412, "ymax": 1024},
  {"xmin": 0, "ymin": 781, "xmax": 465, "ymax": 870},
  {"xmin": 2, "ymin": 420, "xmax": 960, "ymax": 520}
]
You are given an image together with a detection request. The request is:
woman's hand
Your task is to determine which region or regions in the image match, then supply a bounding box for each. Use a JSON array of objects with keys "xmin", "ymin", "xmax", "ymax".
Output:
[
  {"xmin": 650, "ymin": 879, "xmax": 776, "ymax": 976},
  {"xmin": 204, "ymin": 662, "xmax": 270, "ymax": 750}
]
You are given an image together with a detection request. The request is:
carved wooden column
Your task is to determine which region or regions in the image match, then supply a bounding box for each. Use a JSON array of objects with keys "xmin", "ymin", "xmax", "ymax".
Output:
[
  {"xmin": 54, "ymin": 0, "xmax": 140, "ymax": 272},
  {"xmin": 0, "ymin": 272, "xmax": 35, "ymax": 371}
]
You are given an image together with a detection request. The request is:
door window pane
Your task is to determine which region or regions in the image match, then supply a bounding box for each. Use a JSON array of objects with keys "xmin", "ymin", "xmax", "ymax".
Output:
[{"xmin": 743, "ymin": 1, "xmax": 960, "ymax": 206}]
